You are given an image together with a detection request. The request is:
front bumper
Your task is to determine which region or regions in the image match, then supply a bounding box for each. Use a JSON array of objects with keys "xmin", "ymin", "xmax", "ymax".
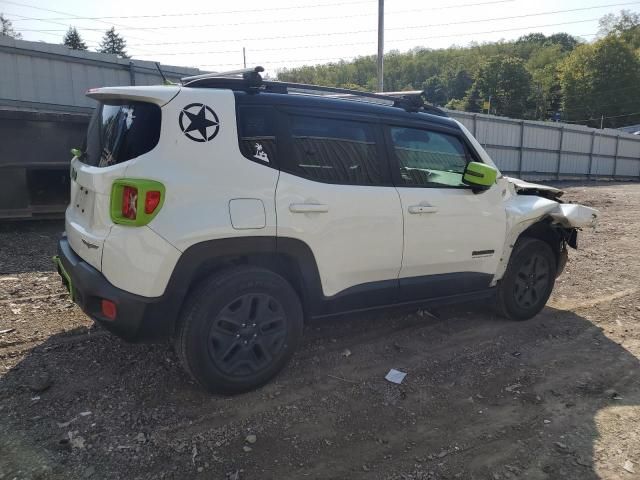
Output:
[{"xmin": 54, "ymin": 237, "xmax": 176, "ymax": 342}]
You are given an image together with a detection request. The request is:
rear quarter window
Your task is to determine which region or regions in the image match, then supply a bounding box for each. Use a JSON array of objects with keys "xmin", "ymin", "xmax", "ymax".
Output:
[
  {"xmin": 83, "ymin": 101, "xmax": 161, "ymax": 168},
  {"xmin": 237, "ymin": 106, "xmax": 278, "ymax": 166}
]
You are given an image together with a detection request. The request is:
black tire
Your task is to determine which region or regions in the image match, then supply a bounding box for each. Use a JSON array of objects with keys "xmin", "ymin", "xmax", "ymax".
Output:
[
  {"xmin": 496, "ymin": 237, "xmax": 557, "ymax": 321},
  {"xmin": 176, "ymin": 266, "xmax": 303, "ymax": 394}
]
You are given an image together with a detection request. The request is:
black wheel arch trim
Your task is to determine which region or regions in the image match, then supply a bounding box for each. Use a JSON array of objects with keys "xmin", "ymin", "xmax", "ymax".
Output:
[
  {"xmin": 165, "ymin": 237, "xmax": 320, "ymax": 333},
  {"xmin": 166, "ymin": 236, "xmax": 496, "ymax": 333}
]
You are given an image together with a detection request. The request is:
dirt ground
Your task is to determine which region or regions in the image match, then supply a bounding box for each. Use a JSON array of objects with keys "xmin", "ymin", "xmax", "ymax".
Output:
[{"xmin": 1, "ymin": 182, "xmax": 640, "ymax": 480}]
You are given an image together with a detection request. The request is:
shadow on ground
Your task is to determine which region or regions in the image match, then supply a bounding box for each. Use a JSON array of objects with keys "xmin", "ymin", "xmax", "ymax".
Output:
[{"xmin": 1, "ymin": 301, "xmax": 638, "ymax": 479}]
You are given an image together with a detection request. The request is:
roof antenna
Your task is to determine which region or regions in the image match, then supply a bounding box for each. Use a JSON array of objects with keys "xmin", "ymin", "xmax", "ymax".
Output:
[{"xmin": 155, "ymin": 62, "xmax": 173, "ymax": 85}]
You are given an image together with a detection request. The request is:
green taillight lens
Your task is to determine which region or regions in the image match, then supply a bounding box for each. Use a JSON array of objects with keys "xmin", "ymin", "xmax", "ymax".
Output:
[{"xmin": 110, "ymin": 179, "xmax": 165, "ymax": 226}]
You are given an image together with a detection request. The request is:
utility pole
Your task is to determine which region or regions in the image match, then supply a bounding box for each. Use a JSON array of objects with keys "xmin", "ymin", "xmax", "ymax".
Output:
[
  {"xmin": 600, "ymin": 114, "xmax": 604, "ymax": 129},
  {"xmin": 243, "ymin": 47, "xmax": 246, "ymax": 69},
  {"xmin": 377, "ymin": 0, "xmax": 384, "ymax": 92}
]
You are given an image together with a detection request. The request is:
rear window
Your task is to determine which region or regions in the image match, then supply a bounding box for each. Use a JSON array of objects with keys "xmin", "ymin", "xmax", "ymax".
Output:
[{"xmin": 82, "ymin": 101, "xmax": 161, "ymax": 167}]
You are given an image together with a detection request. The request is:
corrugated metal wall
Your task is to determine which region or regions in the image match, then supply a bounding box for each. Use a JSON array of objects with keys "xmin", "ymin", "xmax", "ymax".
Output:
[
  {"xmin": 0, "ymin": 36, "xmax": 205, "ymax": 114},
  {"xmin": 449, "ymin": 109, "xmax": 640, "ymax": 180}
]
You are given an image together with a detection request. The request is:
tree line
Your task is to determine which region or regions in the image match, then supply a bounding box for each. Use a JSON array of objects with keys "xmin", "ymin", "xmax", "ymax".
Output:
[
  {"xmin": 1, "ymin": 14, "xmax": 129, "ymax": 58},
  {"xmin": 2, "ymin": 10, "xmax": 639, "ymax": 128},
  {"xmin": 277, "ymin": 10, "xmax": 640, "ymax": 129}
]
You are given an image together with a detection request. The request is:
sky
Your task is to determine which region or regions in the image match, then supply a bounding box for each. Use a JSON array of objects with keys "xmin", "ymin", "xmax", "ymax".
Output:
[{"xmin": 2, "ymin": 0, "xmax": 639, "ymax": 75}]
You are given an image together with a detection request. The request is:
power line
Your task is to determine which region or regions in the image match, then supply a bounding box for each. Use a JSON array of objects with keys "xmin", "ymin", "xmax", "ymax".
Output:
[
  {"xmin": 0, "ymin": 0, "xmax": 376, "ymax": 20},
  {"xmin": 0, "ymin": 0, "xmax": 163, "ymax": 42},
  {"xmin": 6, "ymin": 0, "xmax": 515, "ymax": 23},
  {"xmin": 11, "ymin": 2, "xmax": 639, "ymax": 33},
  {"xmin": 565, "ymin": 112, "xmax": 640, "ymax": 123},
  {"xmin": 125, "ymin": 18, "xmax": 602, "ymax": 59},
  {"xmin": 110, "ymin": 16, "xmax": 606, "ymax": 49},
  {"xmin": 5, "ymin": 12, "xmax": 161, "ymax": 54},
  {"xmin": 467, "ymin": 84, "xmax": 639, "ymax": 106},
  {"xmin": 6, "ymin": 14, "xmax": 604, "ymax": 61}
]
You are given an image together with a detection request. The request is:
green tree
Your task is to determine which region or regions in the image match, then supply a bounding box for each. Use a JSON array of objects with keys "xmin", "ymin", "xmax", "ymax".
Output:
[
  {"xmin": 546, "ymin": 33, "xmax": 579, "ymax": 52},
  {"xmin": 447, "ymin": 68, "xmax": 474, "ymax": 101},
  {"xmin": 472, "ymin": 55, "xmax": 532, "ymax": 118},
  {"xmin": 598, "ymin": 10, "xmax": 640, "ymax": 51},
  {"xmin": 63, "ymin": 26, "xmax": 87, "ymax": 51},
  {"xmin": 527, "ymin": 44, "xmax": 566, "ymax": 119},
  {"xmin": 560, "ymin": 35, "xmax": 640, "ymax": 128},
  {"xmin": 1, "ymin": 13, "xmax": 21, "ymax": 38},
  {"xmin": 98, "ymin": 27, "xmax": 128, "ymax": 58},
  {"xmin": 422, "ymin": 76, "xmax": 448, "ymax": 106},
  {"xmin": 461, "ymin": 84, "xmax": 482, "ymax": 113}
]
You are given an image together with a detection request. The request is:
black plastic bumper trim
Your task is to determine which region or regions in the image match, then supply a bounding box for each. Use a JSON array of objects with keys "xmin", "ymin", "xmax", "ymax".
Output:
[{"xmin": 56, "ymin": 237, "xmax": 176, "ymax": 342}]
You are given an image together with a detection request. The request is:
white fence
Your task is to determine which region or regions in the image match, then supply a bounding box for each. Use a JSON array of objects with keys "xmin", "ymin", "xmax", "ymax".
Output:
[{"xmin": 448, "ymin": 110, "xmax": 640, "ymax": 180}]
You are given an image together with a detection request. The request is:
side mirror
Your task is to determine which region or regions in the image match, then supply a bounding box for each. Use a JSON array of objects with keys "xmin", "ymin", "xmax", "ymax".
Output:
[{"xmin": 463, "ymin": 162, "xmax": 497, "ymax": 190}]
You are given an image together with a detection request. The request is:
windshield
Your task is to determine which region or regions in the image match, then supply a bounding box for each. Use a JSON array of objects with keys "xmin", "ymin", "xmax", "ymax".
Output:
[{"xmin": 82, "ymin": 101, "xmax": 161, "ymax": 167}]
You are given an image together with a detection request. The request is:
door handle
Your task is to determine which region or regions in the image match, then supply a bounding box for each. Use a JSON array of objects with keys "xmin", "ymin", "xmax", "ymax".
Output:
[
  {"xmin": 408, "ymin": 204, "xmax": 438, "ymax": 214},
  {"xmin": 289, "ymin": 203, "xmax": 329, "ymax": 213}
]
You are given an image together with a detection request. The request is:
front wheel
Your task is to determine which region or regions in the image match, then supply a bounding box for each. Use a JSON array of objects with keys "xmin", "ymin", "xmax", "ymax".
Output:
[
  {"xmin": 496, "ymin": 237, "xmax": 557, "ymax": 321},
  {"xmin": 176, "ymin": 266, "xmax": 303, "ymax": 394}
]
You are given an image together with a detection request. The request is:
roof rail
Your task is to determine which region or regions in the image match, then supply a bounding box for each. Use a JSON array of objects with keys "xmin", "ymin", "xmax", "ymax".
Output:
[
  {"xmin": 181, "ymin": 66, "xmax": 264, "ymax": 86},
  {"xmin": 266, "ymin": 81, "xmax": 446, "ymax": 116},
  {"xmin": 181, "ymin": 66, "xmax": 446, "ymax": 116}
]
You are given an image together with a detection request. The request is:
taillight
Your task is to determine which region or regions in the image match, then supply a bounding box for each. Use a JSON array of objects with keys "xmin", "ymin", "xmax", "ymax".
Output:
[
  {"xmin": 110, "ymin": 179, "xmax": 165, "ymax": 226},
  {"xmin": 122, "ymin": 186, "xmax": 138, "ymax": 219},
  {"xmin": 145, "ymin": 191, "xmax": 162, "ymax": 214}
]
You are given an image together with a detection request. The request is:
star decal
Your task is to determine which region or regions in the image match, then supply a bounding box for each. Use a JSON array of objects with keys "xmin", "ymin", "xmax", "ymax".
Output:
[{"xmin": 178, "ymin": 103, "xmax": 220, "ymax": 142}]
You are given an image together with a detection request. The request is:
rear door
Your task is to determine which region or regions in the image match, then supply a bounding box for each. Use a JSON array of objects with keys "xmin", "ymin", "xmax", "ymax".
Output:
[
  {"xmin": 384, "ymin": 122, "xmax": 506, "ymax": 301},
  {"xmin": 66, "ymin": 95, "xmax": 166, "ymax": 270},
  {"xmin": 275, "ymin": 109, "xmax": 403, "ymax": 310}
]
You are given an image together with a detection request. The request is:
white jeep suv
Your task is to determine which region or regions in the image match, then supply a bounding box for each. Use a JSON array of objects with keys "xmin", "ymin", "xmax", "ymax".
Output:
[{"xmin": 54, "ymin": 68, "xmax": 598, "ymax": 393}]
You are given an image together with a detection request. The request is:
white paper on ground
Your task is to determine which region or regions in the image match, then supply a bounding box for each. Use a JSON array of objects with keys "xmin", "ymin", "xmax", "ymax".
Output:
[{"xmin": 385, "ymin": 369, "xmax": 407, "ymax": 384}]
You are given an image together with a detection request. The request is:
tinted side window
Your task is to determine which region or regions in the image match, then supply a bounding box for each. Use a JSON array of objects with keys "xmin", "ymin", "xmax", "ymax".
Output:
[
  {"xmin": 238, "ymin": 106, "xmax": 277, "ymax": 165},
  {"xmin": 390, "ymin": 127, "xmax": 470, "ymax": 187},
  {"xmin": 289, "ymin": 115, "xmax": 383, "ymax": 185}
]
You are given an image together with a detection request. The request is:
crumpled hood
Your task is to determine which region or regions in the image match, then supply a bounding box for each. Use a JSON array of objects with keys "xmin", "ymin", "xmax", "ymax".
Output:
[
  {"xmin": 502, "ymin": 177, "xmax": 598, "ymax": 230},
  {"xmin": 503, "ymin": 176, "xmax": 563, "ymax": 199}
]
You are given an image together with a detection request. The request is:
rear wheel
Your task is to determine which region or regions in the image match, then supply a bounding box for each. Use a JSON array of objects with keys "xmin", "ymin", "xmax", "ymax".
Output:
[
  {"xmin": 496, "ymin": 237, "xmax": 557, "ymax": 321},
  {"xmin": 176, "ymin": 266, "xmax": 303, "ymax": 394}
]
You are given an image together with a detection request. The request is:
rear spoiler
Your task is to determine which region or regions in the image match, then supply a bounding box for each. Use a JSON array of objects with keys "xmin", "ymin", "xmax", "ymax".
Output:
[{"xmin": 85, "ymin": 85, "xmax": 181, "ymax": 107}]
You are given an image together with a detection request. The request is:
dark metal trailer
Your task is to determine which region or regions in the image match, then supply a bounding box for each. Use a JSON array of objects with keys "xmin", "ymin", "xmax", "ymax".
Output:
[
  {"xmin": 0, "ymin": 108, "xmax": 88, "ymax": 219},
  {"xmin": 0, "ymin": 36, "xmax": 205, "ymax": 219}
]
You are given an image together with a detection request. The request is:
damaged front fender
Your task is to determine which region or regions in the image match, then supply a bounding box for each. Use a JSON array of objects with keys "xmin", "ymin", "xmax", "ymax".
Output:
[
  {"xmin": 549, "ymin": 203, "xmax": 598, "ymax": 229},
  {"xmin": 492, "ymin": 178, "xmax": 599, "ymax": 285}
]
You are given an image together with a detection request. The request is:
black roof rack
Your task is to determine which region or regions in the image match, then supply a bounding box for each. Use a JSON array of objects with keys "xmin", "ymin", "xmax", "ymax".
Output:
[
  {"xmin": 181, "ymin": 66, "xmax": 265, "ymax": 86},
  {"xmin": 181, "ymin": 66, "xmax": 447, "ymax": 117}
]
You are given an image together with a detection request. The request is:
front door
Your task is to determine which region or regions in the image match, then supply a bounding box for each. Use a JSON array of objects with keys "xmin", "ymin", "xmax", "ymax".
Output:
[
  {"xmin": 385, "ymin": 123, "xmax": 506, "ymax": 301},
  {"xmin": 276, "ymin": 111, "xmax": 403, "ymax": 313}
]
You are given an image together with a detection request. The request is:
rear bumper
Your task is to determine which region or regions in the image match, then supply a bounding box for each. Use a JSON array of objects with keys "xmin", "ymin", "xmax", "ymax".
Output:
[{"xmin": 55, "ymin": 237, "xmax": 176, "ymax": 342}]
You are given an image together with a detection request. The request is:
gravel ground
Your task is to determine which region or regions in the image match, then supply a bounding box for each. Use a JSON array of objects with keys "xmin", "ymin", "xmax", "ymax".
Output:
[{"xmin": 1, "ymin": 182, "xmax": 640, "ymax": 480}]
